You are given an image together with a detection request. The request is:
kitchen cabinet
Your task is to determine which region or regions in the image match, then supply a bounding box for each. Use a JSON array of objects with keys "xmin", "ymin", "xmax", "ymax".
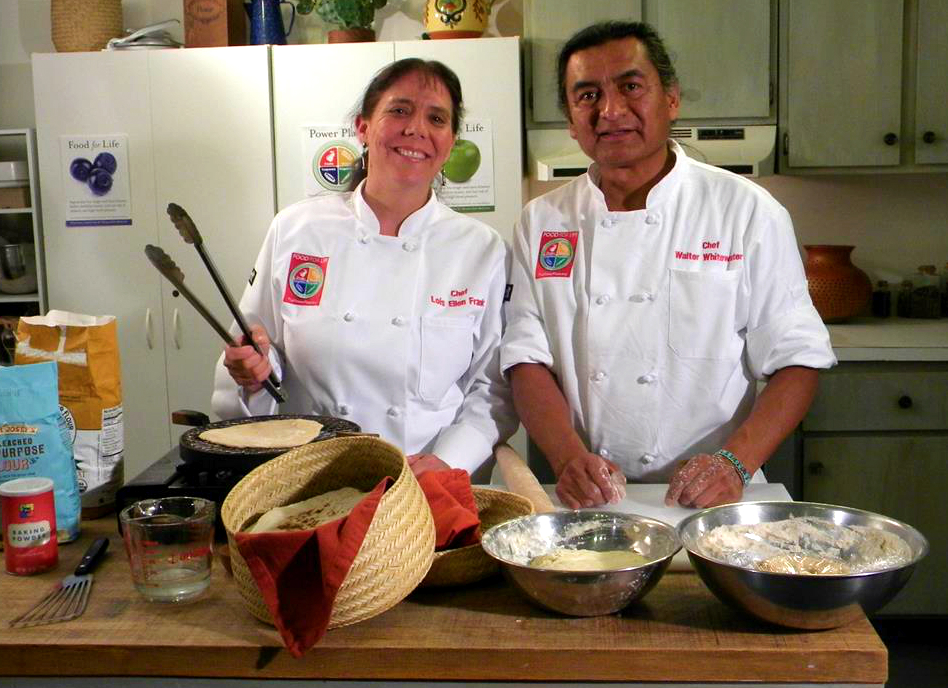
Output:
[
  {"xmin": 525, "ymin": 0, "xmax": 773, "ymax": 125},
  {"xmin": 799, "ymin": 361, "xmax": 948, "ymax": 615},
  {"xmin": 0, "ymin": 128, "xmax": 47, "ymax": 317},
  {"xmin": 32, "ymin": 47, "xmax": 276, "ymax": 481},
  {"xmin": 273, "ymin": 37, "xmax": 522, "ymax": 243},
  {"xmin": 778, "ymin": 0, "xmax": 948, "ymax": 171}
]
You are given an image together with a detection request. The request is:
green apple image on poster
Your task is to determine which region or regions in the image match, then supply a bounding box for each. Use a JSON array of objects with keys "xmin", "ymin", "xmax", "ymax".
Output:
[{"xmin": 443, "ymin": 139, "xmax": 481, "ymax": 183}]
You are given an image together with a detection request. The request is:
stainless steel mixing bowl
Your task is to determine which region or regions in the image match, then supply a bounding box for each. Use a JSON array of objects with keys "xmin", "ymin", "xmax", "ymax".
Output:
[
  {"xmin": 481, "ymin": 511, "xmax": 681, "ymax": 616},
  {"xmin": 678, "ymin": 501, "xmax": 929, "ymax": 629}
]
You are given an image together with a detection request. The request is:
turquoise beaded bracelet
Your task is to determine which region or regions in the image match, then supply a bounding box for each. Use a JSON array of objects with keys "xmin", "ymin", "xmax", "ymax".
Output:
[{"xmin": 714, "ymin": 449, "xmax": 752, "ymax": 486}]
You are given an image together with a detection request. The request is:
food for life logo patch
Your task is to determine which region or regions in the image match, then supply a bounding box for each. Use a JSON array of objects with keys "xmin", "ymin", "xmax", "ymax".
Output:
[
  {"xmin": 314, "ymin": 141, "xmax": 359, "ymax": 192},
  {"xmin": 283, "ymin": 253, "xmax": 329, "ymax": 306},
  {"xmin": 535, "ymin": 231, "xmax": 579, "ymax": 278}
]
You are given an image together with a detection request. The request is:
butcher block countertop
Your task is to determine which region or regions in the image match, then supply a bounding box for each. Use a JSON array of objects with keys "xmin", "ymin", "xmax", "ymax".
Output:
[{"xmin": 0, "ymin": 518, "xmax": 887, "ymax": 686}]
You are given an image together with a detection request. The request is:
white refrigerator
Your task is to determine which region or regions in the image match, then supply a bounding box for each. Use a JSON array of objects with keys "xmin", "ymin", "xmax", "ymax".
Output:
[{"xmin": 33, "ymin": 38, "xmax": 524, "ymax": 480}]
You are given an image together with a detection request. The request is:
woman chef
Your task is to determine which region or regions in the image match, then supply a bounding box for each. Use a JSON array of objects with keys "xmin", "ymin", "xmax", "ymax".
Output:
[{"xmin": 212, "ymin": 58, "xmax": 517, "ymax": 477}]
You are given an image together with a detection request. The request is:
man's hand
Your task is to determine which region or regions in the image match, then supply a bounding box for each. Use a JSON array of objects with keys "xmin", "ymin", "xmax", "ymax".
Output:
[
  {"xmin": 556, "ymin": 453, "xmax": 626, "ymax": 509},
  {"xmin": 665, "ymin": 453, "xmax": 743, "ymax": 508},
  {"xmin": 222, "ymin": 324, "xmax": 272, "ymax": 392},
  {"xmin": 407, "ymin": 453, "xmax": 451, "ymax": 476}
]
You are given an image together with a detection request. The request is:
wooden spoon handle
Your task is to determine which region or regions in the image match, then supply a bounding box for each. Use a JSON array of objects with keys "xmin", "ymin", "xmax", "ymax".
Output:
[{"xmin": 494, "ymin": 443, "xmax": 557, "ymax": 514}]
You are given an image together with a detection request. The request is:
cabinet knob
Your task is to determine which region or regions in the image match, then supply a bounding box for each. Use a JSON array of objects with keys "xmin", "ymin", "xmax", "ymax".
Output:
[
  {"xmin": 897, "ymin": 395, "xmax": 913, "ymax": 409},
  {"xmin": 808, "ymin": 462, "xmax": 824, "ymax": 476},
  {"xmin": 922, "ymin": 131, "xmax": 936, "ymax": 144},
  {"xmin": 884, "ymin": 132, "xmax": 898, "ymax": 146}
]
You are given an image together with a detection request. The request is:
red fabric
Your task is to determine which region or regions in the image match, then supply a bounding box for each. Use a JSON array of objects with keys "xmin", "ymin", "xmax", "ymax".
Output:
[
  {"xmin": 233, "ymin": 476, "xmax": 393, "ymax": 658},
  {"xmin": 416, "ymin": 469, "xmax": 481, "ymax": 550}
]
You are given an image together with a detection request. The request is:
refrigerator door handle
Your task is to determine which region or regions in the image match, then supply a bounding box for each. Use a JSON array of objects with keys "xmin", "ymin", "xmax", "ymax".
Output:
[
  {"xmin": 173, "ymin": 308, "xmax": 181, "ymax": 349},
  {"xmin": 145, "ymin": 308, "xmax": 154, "ymax": 350}
]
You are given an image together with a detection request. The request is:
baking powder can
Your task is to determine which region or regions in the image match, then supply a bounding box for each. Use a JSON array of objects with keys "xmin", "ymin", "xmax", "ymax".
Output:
[{"xmin": 0, "ymin": 477, "xmax": 59, "ymax": 575}]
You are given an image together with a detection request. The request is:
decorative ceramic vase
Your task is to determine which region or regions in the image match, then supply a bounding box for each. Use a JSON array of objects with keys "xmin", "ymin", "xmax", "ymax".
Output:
[
  {"xmin": 327, "ymin": 27, "xmax": 375, "ymax": 42},
  {"xmin": 51, "ymin": 0, "xmax": 123, "ymax": 52},
  {"xmin": 803, "ymin": 245, "xmax": 872, "ymax": 323},
  {"xmin": 424, "ymin": 0, "xmax": 492, "ymax": 39}
]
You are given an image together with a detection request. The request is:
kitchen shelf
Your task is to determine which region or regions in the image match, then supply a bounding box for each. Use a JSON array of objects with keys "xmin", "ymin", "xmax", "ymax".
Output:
[
  {"xmin": 0, "ymin": 128, "xmax": 46, "ymax": 315},
  {"xmin": 0, "ymin": 293, "xmax": 40, "ymax": 303}
]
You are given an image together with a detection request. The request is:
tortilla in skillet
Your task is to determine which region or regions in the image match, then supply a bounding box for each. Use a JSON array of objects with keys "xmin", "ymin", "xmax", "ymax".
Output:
[{"xmin": 198, "ymin": 418, "xmax": 324, "ymax": 449}]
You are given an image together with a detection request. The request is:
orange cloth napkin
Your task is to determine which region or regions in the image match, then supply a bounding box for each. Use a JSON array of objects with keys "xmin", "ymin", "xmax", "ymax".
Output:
[
  {"xmin": 232, "ymin": 469, "xmax": 481, "ymax": 657},
  {"xmin": 417, "ymin": 468, "xmax": 481, "ymax": 550},
  {"xmin": 233, "ymin": 476, "xmax": 393, "ymax": 657}
]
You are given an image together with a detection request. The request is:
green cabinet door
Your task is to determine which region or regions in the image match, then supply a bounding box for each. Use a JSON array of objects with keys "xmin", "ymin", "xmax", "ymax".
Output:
[
  {"xmin": 803, "ymin": 435, "xmax": 948, "ymax": 615},
  {"xmin": 784, "ymin": 0, "xmax": 903, "ymax": 167},
  {"xmin": 915, "ymin": 0, "xmax": 948, "ymax": 164}
]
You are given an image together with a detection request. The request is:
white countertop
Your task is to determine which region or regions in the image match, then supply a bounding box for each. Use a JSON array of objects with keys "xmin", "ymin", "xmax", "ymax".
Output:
[{"xmin": 827, "ymin": 316, "xmax": 948, "ymax": 361}]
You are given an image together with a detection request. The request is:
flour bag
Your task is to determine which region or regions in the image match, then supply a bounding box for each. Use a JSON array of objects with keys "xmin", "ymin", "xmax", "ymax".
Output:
[
  {"xmin": 0, "ymin": 361, "xmax": 81, "ymax": 543},
  {"xmin": 16, "ymin": 311, "xmax": 124, "ymax": 517}
]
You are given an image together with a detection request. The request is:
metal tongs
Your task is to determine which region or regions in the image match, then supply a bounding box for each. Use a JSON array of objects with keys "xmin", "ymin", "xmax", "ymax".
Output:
[{"xmin": 144, "ymin": 204, "xmax": 286, "ymax": 404}]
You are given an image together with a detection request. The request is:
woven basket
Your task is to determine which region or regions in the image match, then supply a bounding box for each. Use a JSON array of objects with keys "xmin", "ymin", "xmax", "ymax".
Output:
[
  {"xmin": 420, "ymin": 487, "xmax": 534, "ymax": 588},
  {"xmin": 51, "ymin": 0, "xmax": 123, "ymax": 52},
  {"xmin": 221, "ymin": 435, "xmax": 435, "ymax": 628}
]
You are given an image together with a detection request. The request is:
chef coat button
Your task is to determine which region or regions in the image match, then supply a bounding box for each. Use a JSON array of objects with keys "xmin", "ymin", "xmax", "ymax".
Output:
[
  {"xmin": 637, "ymin": 373, "xmax": 657, "ymax": 384},
  {"xmin": 358, "ymin": 235, "xmax": 370, "ymax": 245},
  {"xmin": 595, "ymin": 294, "xmax": 611, "ymax": 305},
  {"xmin": 599, "ymin": 448, "xmax": 610, "ymax": 458},
  {"xmin": 387, "ymin": 407, "xmax": 400, "ymax": 417},
  {"xmin": 391, "ymin": 316, "xmax": 406, "ymax": 326},
  {"xmin": 591, "ymin": 371, "xmax": 606, "ymax": 382},
  {"xmin": 343, "ymin": 312, "xmax": 355, "ymax": 322},
  {"xmin": 338, "ymin": 404, "xmax": 350, "ymax": 416},
  {"xmin": 644, "ymin": 291, "xmax": 654, "ymax": 301},
  {"xmin": 402, "ymin": 241, "xmax": 417, "ymax": 252},
  {"xmin": 601, "ymin": 218, "xmax": 614, "ymax": 228},
  {"xmin": 645, "ymin": 214, "xmax": 659, "ymax": 225},
  {"xmin": 640, "ymin": 453, "xmax": 655, "ymax": 465}
]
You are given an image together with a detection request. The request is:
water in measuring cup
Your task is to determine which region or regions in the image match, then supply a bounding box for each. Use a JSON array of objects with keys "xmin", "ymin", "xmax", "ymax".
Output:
[{"xmin": 138, "ymin": 563, "xmax": 211, "ymax": 603}]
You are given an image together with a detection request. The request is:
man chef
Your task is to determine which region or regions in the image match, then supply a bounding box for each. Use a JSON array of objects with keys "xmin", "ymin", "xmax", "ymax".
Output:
[{"xmin": 501, "ymin": 21, "xmax": 836, "ymax": 510}]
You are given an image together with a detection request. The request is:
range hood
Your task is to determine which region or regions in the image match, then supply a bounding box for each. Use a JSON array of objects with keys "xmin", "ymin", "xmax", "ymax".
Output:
[{"xmin": 528, "ymin": 125, "xmax": 777, "ymax": 181}]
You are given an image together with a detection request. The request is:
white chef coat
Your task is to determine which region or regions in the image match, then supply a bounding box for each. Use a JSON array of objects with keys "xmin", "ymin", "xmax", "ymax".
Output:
[
  {"xmin": 212, "ymin": 183, "xmax": 517, "ymax": 474},
  {"xmin": 501, "ymin": 140, "xmax": 836, "ymax": 482}
]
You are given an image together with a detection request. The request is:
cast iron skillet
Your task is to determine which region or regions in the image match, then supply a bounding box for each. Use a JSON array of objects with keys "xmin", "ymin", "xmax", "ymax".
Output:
[{"xmin": 173, "ymin": 410, "xmax": 362, "ymax": 475}]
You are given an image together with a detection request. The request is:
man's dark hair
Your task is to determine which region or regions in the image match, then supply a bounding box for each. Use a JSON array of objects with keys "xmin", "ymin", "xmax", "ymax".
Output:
[{"xmin": 556, "ymin": 21, "xmax": 678, "ymax": 115}]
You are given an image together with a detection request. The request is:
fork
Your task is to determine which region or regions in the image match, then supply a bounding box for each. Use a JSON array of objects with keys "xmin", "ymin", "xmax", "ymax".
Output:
[{"xmin": 9, "ymin": 537, "xmax": 109, "ymax": 628}]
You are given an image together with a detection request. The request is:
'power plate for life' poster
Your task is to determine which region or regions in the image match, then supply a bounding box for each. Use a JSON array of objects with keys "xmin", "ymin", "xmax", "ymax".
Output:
[{"xmin": 60, "ymin": 135, "xmax": 131, "ymax": 227}]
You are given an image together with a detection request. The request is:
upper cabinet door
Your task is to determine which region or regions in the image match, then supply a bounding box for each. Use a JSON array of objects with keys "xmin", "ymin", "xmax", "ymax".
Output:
[
  {"xmin": 784, "ymin": 0, "xmax": 903, "ymax": 167},
  {"xmin": 915, "ymin": 0, "xmax": 948, "ymax": 165},
  {"xmin": 149, "ymin": 46, "xmax": 276, "ymax": 419},
  {"xmin": 395, "ymin": 37, "xmax": 523, "ymax": 243},
  {"xmin": 272, "ymin": 43, "xmax": 395, "ymax": 210},
  {"xmin": 526, "ymin": 0, "xmax": 642, "ymax": 123},
  {"xmin": 645, "ymin": 0, "xmax": 771, "ymax": 121}
]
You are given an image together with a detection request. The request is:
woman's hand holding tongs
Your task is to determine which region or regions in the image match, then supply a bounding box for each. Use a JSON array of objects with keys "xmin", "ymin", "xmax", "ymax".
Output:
[{"xmin": 223, "ymin": 324, "xmax": 274, "ymax": 393}]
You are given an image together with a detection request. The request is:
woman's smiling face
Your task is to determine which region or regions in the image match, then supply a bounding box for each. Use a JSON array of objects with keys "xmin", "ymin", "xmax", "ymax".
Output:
[{"xmin": 356, "ymin": 70, "xmax": 456, "ymax": 192}]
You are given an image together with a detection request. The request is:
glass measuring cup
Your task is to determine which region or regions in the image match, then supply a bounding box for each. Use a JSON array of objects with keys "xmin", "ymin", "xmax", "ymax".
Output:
[{"xmin": 119, "ymin": 496, "xmax": 215, "ymax": 603}]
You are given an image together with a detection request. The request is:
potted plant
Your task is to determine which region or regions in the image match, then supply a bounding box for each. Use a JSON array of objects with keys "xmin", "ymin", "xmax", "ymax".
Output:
[{"xmin": 295, "ymin": 0, "xmax": 388, "ymax": 43}]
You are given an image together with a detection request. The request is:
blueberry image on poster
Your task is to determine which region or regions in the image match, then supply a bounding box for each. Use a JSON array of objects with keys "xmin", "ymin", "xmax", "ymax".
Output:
[
  {"xmin": 70, "ymin": 158, "xmax": 93, "ymax": 182},
  {"xmin": 70, "ymin": 151, "xmax": 118, "ymax": 196},
  {"xmin": 442, "ymin": 139, "xmax": 481, "ymax": 183}
]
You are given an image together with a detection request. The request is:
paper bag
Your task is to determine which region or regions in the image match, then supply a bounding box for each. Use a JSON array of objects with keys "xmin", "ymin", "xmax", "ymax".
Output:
[{"xmin": 15, "ymin": 310, "xmax": 124, "ymax": 516}]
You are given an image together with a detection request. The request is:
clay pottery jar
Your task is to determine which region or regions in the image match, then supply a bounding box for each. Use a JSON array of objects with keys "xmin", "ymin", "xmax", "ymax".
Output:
[
  {"xmin": 424, "ymin": 0, "xmax": 492, "ymax": 39},
  {"xmin": 803, "ymin": 245, "xmax": 872, "ymax": 323},
  {"xmin": 327, "ymin": 28, "xmax": 375, "ymax": 43}
]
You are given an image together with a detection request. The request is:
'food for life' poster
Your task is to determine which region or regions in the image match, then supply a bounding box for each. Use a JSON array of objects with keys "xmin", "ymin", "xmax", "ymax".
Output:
[{"xmin": 60, "ymin": 135, "xmax": 131, "ymax": 227}]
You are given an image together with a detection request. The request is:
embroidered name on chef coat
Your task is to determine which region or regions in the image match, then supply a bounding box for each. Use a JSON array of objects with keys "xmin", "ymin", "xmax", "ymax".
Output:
[
  {"xmin": 283, "ymin": 252, "xmax": 329, "ymax": 306},
  {"xmin": 674, "ymin": 239, "xmax": 743, "ymax": 263},
  {"xmin": 535, "ymin": 231, "xmax": 579, "ymax": 279}
]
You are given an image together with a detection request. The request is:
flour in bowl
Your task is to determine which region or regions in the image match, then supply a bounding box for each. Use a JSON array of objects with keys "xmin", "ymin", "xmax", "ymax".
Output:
[{"xmin": 697, "ymin": 516, "xmax": 912, "ymax": 574}]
